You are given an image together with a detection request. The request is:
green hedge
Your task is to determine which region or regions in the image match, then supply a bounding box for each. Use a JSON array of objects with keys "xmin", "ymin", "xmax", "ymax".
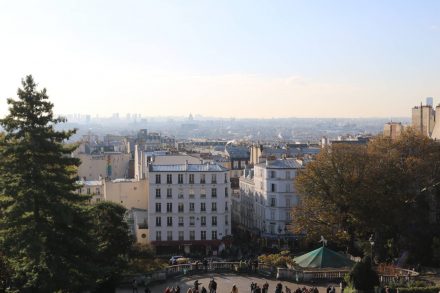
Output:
[{"xmin": 398, "ymin": 287, "xmax": 440, "ymax": 293}]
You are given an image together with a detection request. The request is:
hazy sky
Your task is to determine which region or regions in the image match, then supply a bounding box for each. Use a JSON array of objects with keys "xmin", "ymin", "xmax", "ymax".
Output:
[{"xmin": 1, "ymin": 1, "xmax": 440, "ymax": 118}]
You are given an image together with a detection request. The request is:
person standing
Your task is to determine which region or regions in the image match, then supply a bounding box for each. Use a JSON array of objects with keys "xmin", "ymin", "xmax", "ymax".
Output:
[
  {"xmin": 203, "ymin": 259, "xmax": 208, "ymax": 272},
  {"xmin": 231, "ymin": 284, "xmax": 239, "ymax": 293},
  {"xmin": 132, "ymin": 279, "xmax": 139, "ymax": 293},
  {"xmin": 209, "ymin": 278, "xmax": 217, "ymax": 293}
]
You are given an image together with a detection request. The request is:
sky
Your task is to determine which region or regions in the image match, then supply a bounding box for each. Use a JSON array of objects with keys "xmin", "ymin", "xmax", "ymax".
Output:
[{"xmin": 1, "ymin": 0, "xmax": 440, "ymax": 118}]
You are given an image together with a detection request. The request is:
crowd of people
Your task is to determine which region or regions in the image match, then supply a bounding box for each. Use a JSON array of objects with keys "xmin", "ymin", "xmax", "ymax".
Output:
[
  {"xmin": 134, "ymin": 277, "xmax": 341, "ymax": 293},
  {"xmin": 138, "ymin": 281, "xmax": 330, "ymax": 293}
]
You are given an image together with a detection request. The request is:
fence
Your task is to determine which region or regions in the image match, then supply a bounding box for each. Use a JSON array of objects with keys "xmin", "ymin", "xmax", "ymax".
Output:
[{"xmin": 133, "ymin": 262, "xmax": 419, "ymax": 286}]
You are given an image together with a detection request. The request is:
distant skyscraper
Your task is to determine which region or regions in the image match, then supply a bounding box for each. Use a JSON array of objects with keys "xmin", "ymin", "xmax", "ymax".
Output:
[
  {"xmin": 412, "ymin": 103, "xmax": 435, "ymax": 137},
  {"xmin": 383, "ymin": 122, "xmax": 404, "ymax": 140},
  {"xmin": 427, "ymin": 97, "xmax": 434, "ymax": 107}
]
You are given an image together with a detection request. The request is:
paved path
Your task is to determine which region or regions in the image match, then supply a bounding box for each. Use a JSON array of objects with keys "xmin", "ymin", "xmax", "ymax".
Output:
[{"xmin": 117, "ymin": 273, "xmax": 338, "ymax": 293}]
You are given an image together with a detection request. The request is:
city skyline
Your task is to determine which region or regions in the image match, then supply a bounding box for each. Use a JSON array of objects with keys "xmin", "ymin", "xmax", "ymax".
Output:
[{"xmin": 2, "ymin": 1, "xmax": 440, "ymax": 118}]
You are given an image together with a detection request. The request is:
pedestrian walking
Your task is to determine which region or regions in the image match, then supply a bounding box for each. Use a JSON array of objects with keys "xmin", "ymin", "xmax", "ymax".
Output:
[{"xmin": 262, "ymin": 282, "xmax": 269, "ymax": 293}]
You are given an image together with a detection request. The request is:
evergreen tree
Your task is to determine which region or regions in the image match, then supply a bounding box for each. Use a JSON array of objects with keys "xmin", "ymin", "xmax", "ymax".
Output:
[
  {"xmin": 0, "ymin": 76, "xmax": 97, "ymax": 292},
  {"xmin": 91, "ymin": 201, "xmax": 133, "ymax": 292}
]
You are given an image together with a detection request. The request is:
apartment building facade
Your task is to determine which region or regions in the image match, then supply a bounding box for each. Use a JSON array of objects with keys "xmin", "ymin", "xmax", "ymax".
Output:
[
  {"xmin": 236, "ymin": 159, "xmax": 302, "ymax": 248},
  {"xmin": 148, "ymin": 162, "xmax": 232, "ymax": 255}
]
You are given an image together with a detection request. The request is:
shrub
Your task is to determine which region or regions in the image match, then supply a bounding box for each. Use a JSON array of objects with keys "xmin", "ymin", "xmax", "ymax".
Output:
[
  {"xmin": 258, "ymin": 251, "xmax": 295, "ymax": 268},
  {"xmin": 349, "ymin": 256, "xmax": 379, "ymax": 291},
  {"xmin": 398, "ymin": 287, "xmax": 440, "ymax": 293}
]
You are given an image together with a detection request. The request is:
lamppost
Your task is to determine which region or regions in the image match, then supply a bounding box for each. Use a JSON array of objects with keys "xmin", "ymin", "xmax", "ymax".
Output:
[{"xmin": 369, "ymin": 234, "xmax": 375, "ymax": 266}]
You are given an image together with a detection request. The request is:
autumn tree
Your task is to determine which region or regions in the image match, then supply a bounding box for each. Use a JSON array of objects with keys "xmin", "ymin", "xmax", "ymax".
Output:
[{"xmin": 292, "ymin": 129, "xmax": 440, "ymax": 261}]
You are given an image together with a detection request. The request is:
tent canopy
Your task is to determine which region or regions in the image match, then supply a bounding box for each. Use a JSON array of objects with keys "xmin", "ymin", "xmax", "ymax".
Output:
[{"xmin": 294, "ymin": 246, "xmax": 354, "ymax": 269}]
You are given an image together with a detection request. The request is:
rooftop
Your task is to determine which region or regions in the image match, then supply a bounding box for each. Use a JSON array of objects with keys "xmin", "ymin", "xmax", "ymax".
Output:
[
  {"xmin": 256, "ymin": 159, "xmax": 303, "ymax": 169},
  {"xmin": 149, "ymin": 154, "xmax": 202, "ymax": 165},
  {"xmin": 225, "ymin": 145, "xmax": 250, "ymax": 159},
  {"xmin": 77, "ymin": 180, "xmax": 103, "ymax": 186},
  {"xmin": 149, "ymin": 163, "xmax": 228, "ymax": 172}
]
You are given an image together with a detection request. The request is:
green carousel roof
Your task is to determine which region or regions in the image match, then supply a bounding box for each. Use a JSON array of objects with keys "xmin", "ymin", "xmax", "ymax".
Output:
[{"xmin": 294, "ymin": 246, "xmax": 355, "ymax": 269}]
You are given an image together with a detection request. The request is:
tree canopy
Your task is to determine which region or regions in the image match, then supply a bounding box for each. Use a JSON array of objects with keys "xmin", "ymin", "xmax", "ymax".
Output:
[
  {"xmin": 0, "ymin": 76, "xmax": 133, "ymax": 292},
  {"xmin": 292, "ymin": 129, "xmax": 440, "ymax": 263},
  {"xmin": 0, "ymin": 75, "xmax": 98, "ymax": 291}
]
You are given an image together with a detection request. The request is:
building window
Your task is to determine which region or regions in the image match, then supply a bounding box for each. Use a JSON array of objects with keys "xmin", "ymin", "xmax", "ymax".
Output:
[
  {"xmin": 178, "ymin": 203, "xmax": 184, "ymax": 213},
  {"xmin": 166, "ymin": 174, "xmax": 172, "ymax": 184},
  {"xmin": 271, "ymin": 198, "xmax": 276, "ymax": 207},
  {"xmin": 212, "ymin": 231, "xmax": 217, "ymax": 240},
  {"xmin": 189, "ymin": 174, "xmax": 194, "ymax": 184},
  {"xmin": 201, "ymin": 231, "xmax": 206, "ymax": 240},
  {"xmin": 212, "ymin": 216, "xmax": 217, "ymax": 226},
  {"xmin": 167, "ymin": 188, "xmax": 172, "ymax": 198},
  {"xmin": 201, "ymin": 216, "xmax": 206, "ymax": 226},
  {"xmin": 167, "ymin": 203, "xmax": 172, "ymax": 212},
  {"xmin": 200, "ymin": 174, "xmax": 206, "ymax": 184},
  {"xmin": 271, "ymin": 210, "xmax": 275, "ymax": 220},
  {"xmin": 155, "ymin": 174, "xmax": 161, "ymax": 184},
  {"xmin": 225, "ymin": 187, "xmax": 228, "ymax": 197},
  {"xmin": 286, "ymin": 211, "xmax": 291, "ymax": 221},
  {"xmin": 225, "ymin": 215, "xmax": 229, "ymax": 225},
  {"xmin": 271, "ymin": 170, "xmax": 276, "ymax": 178},
  {"xmin": 224, "ymin": 174, "xmax": 228, "ymax": 183},
  {"xmin": 87, "ymin": 188, "xmax": 91, "ymax": 195},
  {"xmin": 200, "ymin": 187, "xmax": 206, "ymax": 198},
  {"xmin": 96, "ymin": 188, "xmax": 100, "ymax": 195},
  {"xmin": 286, "ymin": 171, "xmax": 290, "ymax": 179},
  {"xmin": 156, "ymin": 231, "xmax": 161, "ymax": 241},
  {"xmin": 190, "ymin": 231, "xmax": 195, "ymax": 240},
  {"xmin": 155, "ymin": 217, "xmax": 161, "ymax": 227},
  {"xmin": 155, "ymin": 188, "xmax": 161, "ymax": 198},
  {"xmin": 189, "ymin": 188, "xmax": 195, "ymax": 198},
  {"xmin": 179, "ymin": 231, "xmax": 184, "ymax": 241},
  {"xmin": 178, "ymin": 217, "xmax": 184, "ymax": 226},
  {"xmin": 211, "ymin": 188, "xmax": 217, "ymax": 198},
  {"xmin": 155, "ymin": 203, "xmax": 161, "ymax": 213},
  {"xmin": 189, "ymin": 202, "xmax": 195, "ymax": 212},
  {"xmin": 271, "ymin": 184, "xmax": 276, "ymax": 192},
  {"xmin": 201, "ymin": 203, "xmax": 206, "ymax": 212},
  {"xmin": 212, "ymin": 202, "xmax": 217, "ymax": 212},
  {"xmin": 189, "ymin": 216, "xmax": 195, "ymax": 226},
  {"xmin": 167, "ymin": 231, "xmax": 173, "ymax": 241},
  {"xmin": 178, "ymin": 188, "xmax": 184, "ymax": 199},
  {"xmin": 211, "ymin": 174, "xmax": 217, "ymax": 184},
  {"xmin": 286, "ymin": 183, "xmax": 291, "ymax": 192},
  {"xmin": 178, "ymin": 174, "xmax": 183, "ymax": 184},
  {"xmin": 286, "ymin": 198, "xmax": 291, "ymax": 208},
  {"xmin": 225, "ymin": 202, "xmax": 228, "ymax": 211},
  {"xmin": 167, "ymin": 217, "xmax": 173, "ymax": 227}
]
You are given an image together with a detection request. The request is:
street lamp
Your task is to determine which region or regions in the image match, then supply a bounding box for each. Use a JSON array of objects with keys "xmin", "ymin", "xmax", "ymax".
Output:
[{"xmin": 369, "ymin": 234, "xmax": 375, "ymax": 266}]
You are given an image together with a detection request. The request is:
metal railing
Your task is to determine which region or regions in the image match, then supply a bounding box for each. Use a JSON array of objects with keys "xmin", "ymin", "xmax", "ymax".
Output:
[{"xmin": 132, "ymin": 262, "xmax": 419, "ymax": 286}]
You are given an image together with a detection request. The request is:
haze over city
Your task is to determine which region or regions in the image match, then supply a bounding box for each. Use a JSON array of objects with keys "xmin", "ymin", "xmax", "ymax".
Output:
[{"xmin": 2, "ymin": 0, "xmax": 440, "ymax": 118}]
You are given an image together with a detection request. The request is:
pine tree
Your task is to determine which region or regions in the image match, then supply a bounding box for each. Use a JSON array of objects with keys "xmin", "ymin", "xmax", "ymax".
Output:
[{"xmin": 0, "ymin": 76, "xmax": 97, "ymax": 292}]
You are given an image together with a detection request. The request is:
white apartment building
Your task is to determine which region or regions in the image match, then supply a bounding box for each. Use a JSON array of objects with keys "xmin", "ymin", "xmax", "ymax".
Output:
[
  {"xmin": 236, "ymin": 159, "xmax": 302, "ymax": 248},
  {"xmin": 148, "ymin": 162, "xmax": 231, "ymax": 255}
]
